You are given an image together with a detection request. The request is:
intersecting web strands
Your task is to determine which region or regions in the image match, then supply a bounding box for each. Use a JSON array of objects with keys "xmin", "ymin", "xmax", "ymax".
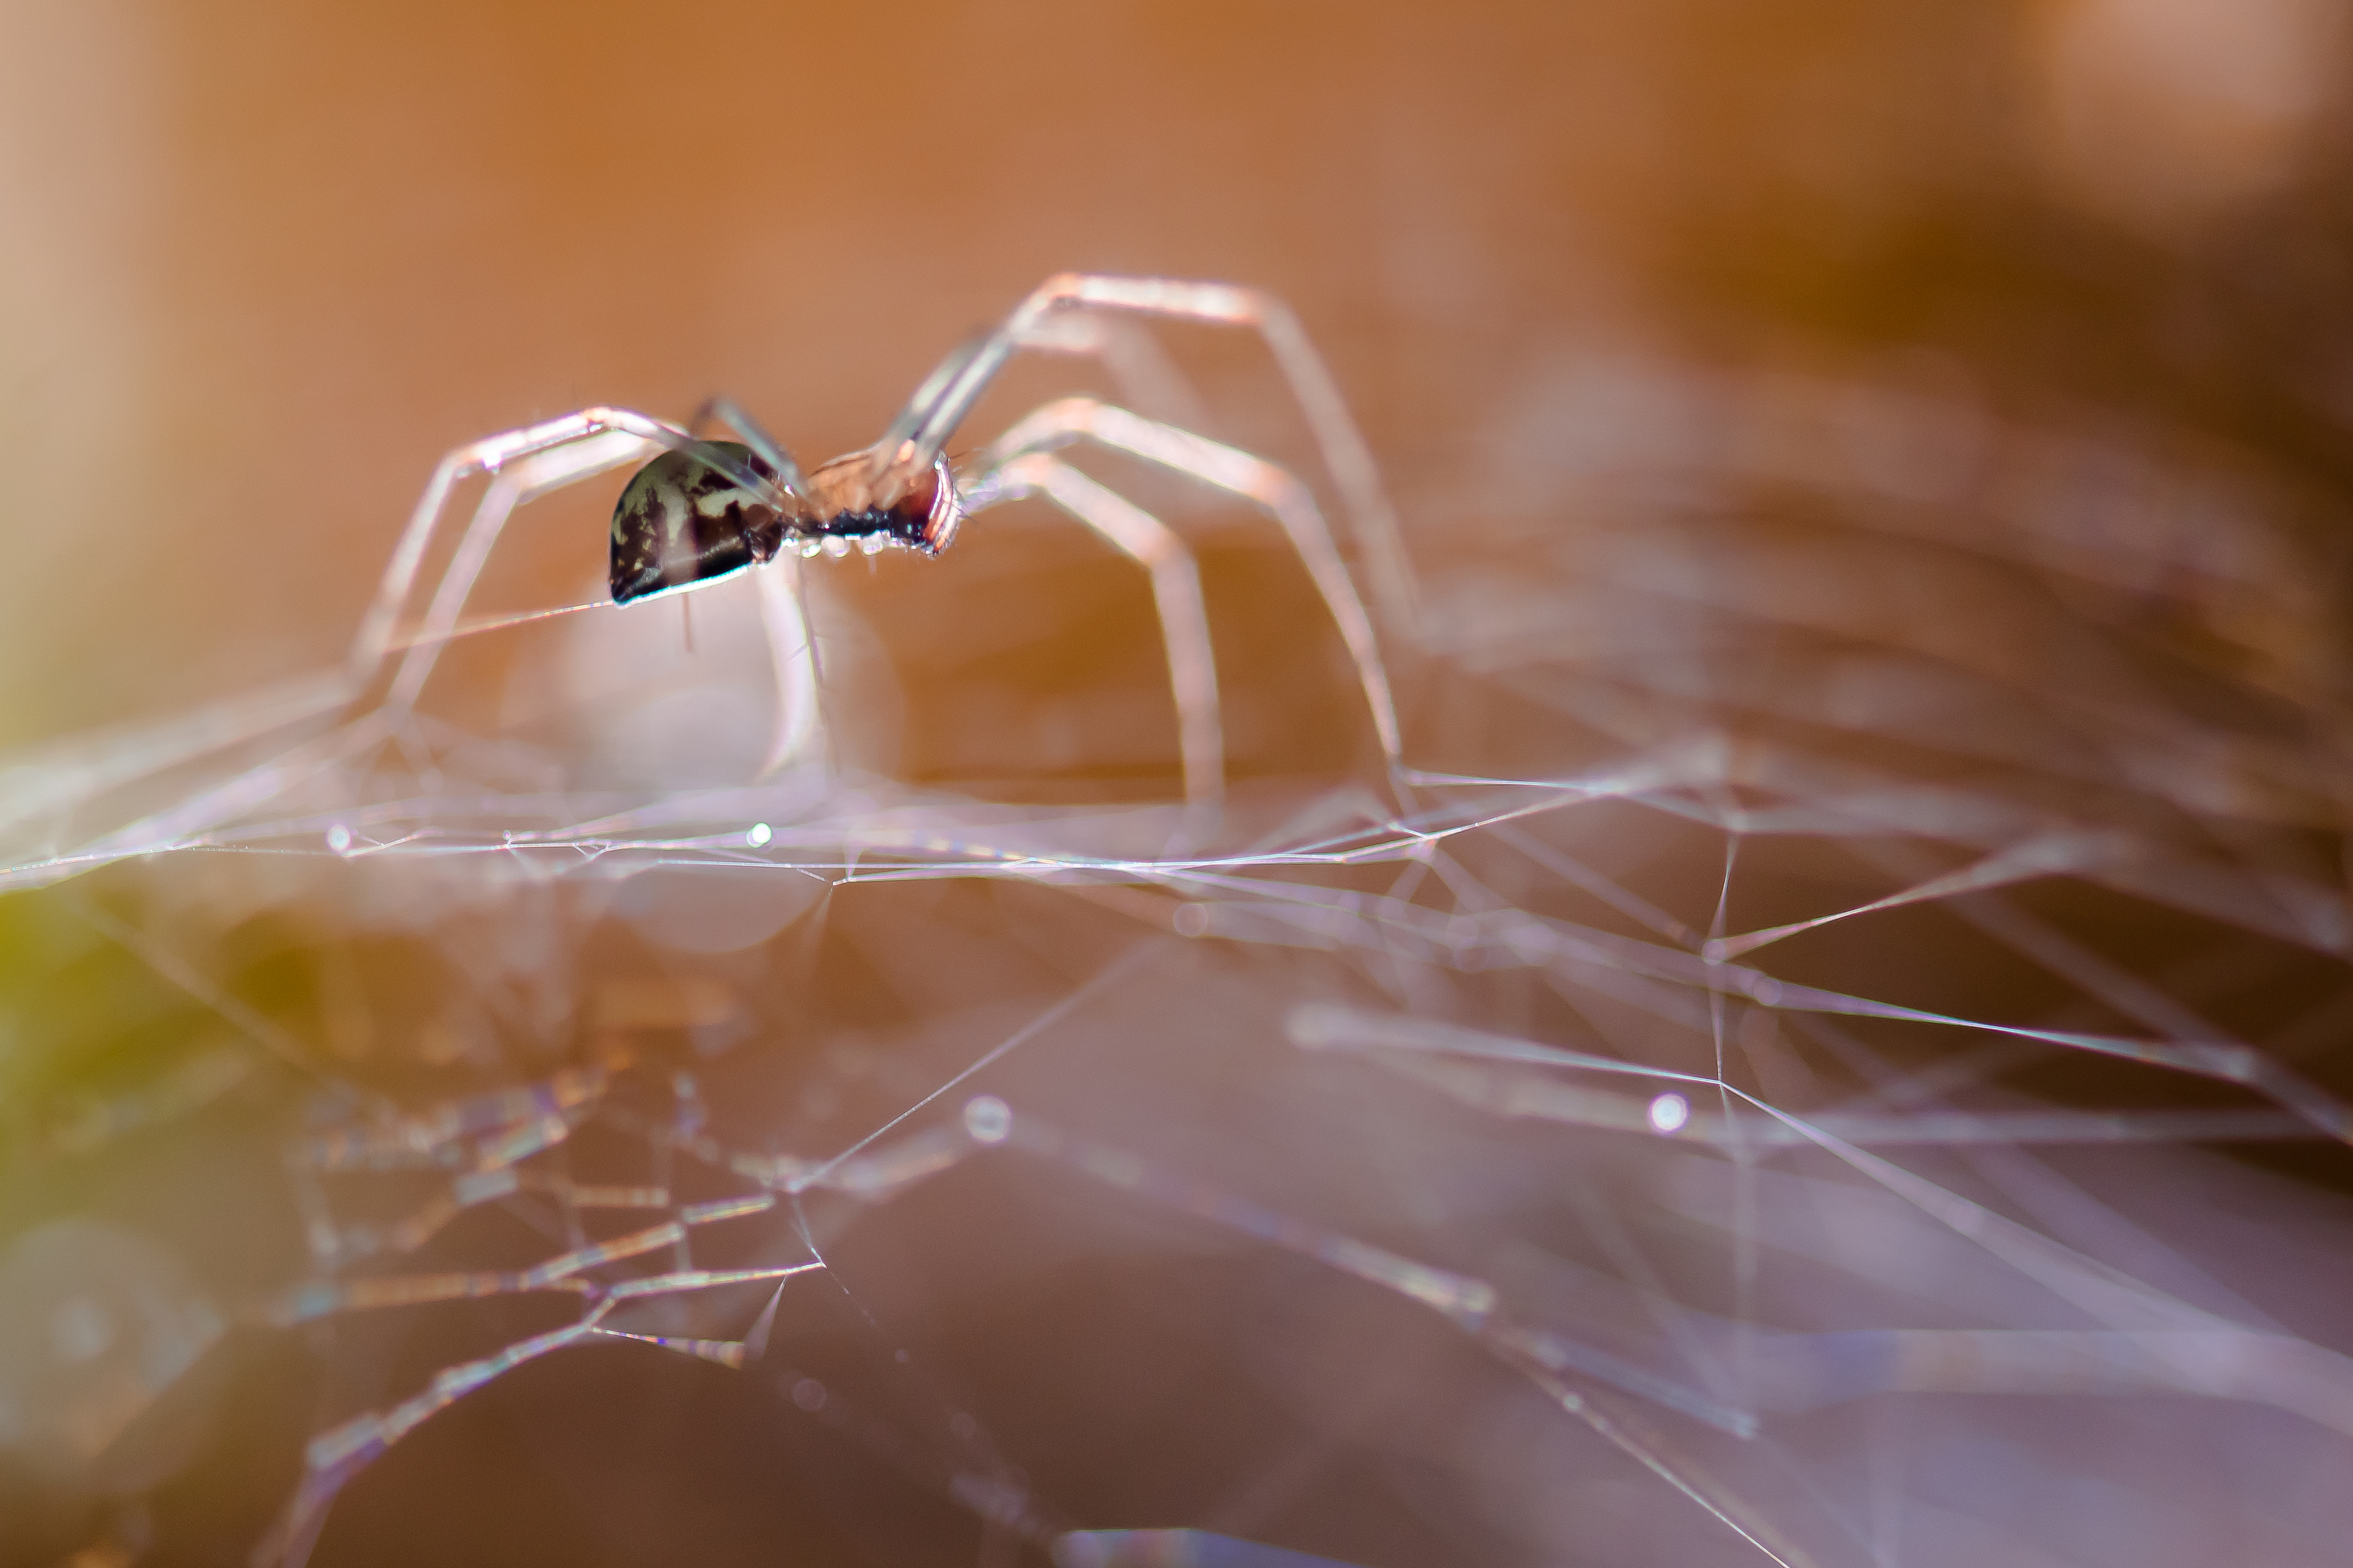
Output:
[{"xmin": 4, "ymin": 337, "xmax": 2353, "ymax": 1568}]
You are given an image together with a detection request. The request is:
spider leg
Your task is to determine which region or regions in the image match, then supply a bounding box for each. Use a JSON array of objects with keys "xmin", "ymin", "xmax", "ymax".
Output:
[
  {"xmin": 689, "ymin": 396, "xmax": 808, "ymax": 497},
  {"xmin": 16, "ymin": 415, "xmax": 693, "ymax": 876},
  {"xmin": 890, "ymin": 275, "xmax": 1418, "ymax": 638},
  {"xmin": 682, "ymin": 406, "xmax": 826, "ymax": 774},
  {"xmin": 865, "ymin": 334, "xmax": 992, "ymax": 483},
  {"xmin": 972, "ymin": 397, "xmax": 1401, "ymax": 769},
  {"xmin": 360, "ymin": 402, "xmax": 825, "ymax": 785},
  {"xmin": 965, "ymin": 454, "xmax": 1224, "ymax": 817},
  {"xmin": 387, "ymin": 422, "xmax": 827, "ymax": 768},
  {"xmin": 753, "ymin": 559, "xmax": 826, "ymax": 777},
  {"xmin": 381, "ymin": 429, "xmax": 654, "ymax": 715},
  {"xmin": 356, "ymin": 408, "xmax": 795, "ymax": 685}
]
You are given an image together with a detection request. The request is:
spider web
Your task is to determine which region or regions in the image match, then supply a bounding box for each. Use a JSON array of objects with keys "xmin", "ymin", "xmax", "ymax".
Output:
[{"xmin": 3, "ymin": 335, "xmax": 2353, "ymax": 1568}]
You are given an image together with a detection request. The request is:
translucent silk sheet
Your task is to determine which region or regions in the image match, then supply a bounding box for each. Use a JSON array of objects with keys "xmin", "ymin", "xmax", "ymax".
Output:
[{"xmin": 5, "ymin": 327, "xmax": 2352, "ymax": 1568}]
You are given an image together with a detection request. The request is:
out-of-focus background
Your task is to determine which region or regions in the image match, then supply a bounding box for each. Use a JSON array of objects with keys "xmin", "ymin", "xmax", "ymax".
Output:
[{"xmin": 9, "ymin": 4, "xmax": 2353, "ymax": 1568}]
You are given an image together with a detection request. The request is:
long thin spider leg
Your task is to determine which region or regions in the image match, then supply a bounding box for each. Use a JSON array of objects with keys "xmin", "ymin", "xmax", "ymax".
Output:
[
  {"xmin": 355, "ymin": 407, "xmax": 783, "ymax": 682},
  {"xmin": 359, "ymin": 411, "xmax": 630, "ymax": 678},
  {"xmin": 967, "ymin": 454, "xmax": 1224, "ymax": 816},
  {"xmin": 381, "ymin": 432, "xmax": 659, "ymax": 716},
  {"xmin": 974, "ymin": 397, "xmax": 1401, "ymax": 768},
  {"xmin": 754, "ymin": 559, "xmax": 826, "ymax": 778},
  {"xmin": 900, "ymin": 275, "xmax": 1418, "ymax": 637},
  {"xmin": 869, "ymin": 334, "xmax": 992, "ymax": 476},
  {"xmin": 690, "ymin": 395, "xmax": 808, "ymax": 498}
]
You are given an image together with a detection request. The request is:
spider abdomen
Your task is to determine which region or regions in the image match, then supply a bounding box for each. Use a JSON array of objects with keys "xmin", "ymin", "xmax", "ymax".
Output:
[{"xmin": 608, "ymin": 442, "xmax": 787, "ymax": 604}]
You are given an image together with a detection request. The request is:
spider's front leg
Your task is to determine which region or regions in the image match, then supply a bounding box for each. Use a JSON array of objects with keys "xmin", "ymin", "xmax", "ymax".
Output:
[{"xmin": 883, "ymin": 274, "xmax": 1419, "ymax": 640}]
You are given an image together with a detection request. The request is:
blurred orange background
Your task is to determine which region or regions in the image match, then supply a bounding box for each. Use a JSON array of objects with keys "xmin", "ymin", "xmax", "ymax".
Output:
[{"xmin": 8, "ymin": 5, "xmax": 2353, "ymax": 1568}]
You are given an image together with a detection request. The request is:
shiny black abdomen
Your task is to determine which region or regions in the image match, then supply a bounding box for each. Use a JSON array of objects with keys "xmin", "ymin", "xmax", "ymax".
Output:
[{"xmin": 608, "ymin": 443, "xmax": 787, "ymax": 604}]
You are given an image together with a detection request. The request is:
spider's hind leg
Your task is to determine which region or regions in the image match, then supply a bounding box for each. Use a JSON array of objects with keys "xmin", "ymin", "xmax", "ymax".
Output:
[
  {"xmin": 358, "ymin": 406, "xmax": 797, "ymax": 686},
  {"xmin": 961, "ymin": 453, "xmax": 1224, "ymax": 828},
  {"xmin": 977, "ymin": 398, "xmax": 1400, "ymax": 772},
  {"xmin": 363, "ymin": 411, "xmax": 679, "ymax": 716}
]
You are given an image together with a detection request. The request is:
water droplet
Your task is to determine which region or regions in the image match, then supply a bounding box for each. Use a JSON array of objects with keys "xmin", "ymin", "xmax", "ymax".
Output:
[
  {"xmin": 325, "ymin": 823, "xmax": 352, "ymax": 855},
  {"xmin": 1648, "ymin": 1092, "xmax": 1690, "ymax": 1134},
  {"xmin": 746, "ymin": 822, "xmax": 772, "ymax": 848}
]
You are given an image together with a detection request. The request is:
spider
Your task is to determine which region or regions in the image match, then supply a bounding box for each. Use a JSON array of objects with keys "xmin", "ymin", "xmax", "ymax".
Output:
[{"xmin": 353, "ymin": 276, "xmax": 1414, "ymax": 813}]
